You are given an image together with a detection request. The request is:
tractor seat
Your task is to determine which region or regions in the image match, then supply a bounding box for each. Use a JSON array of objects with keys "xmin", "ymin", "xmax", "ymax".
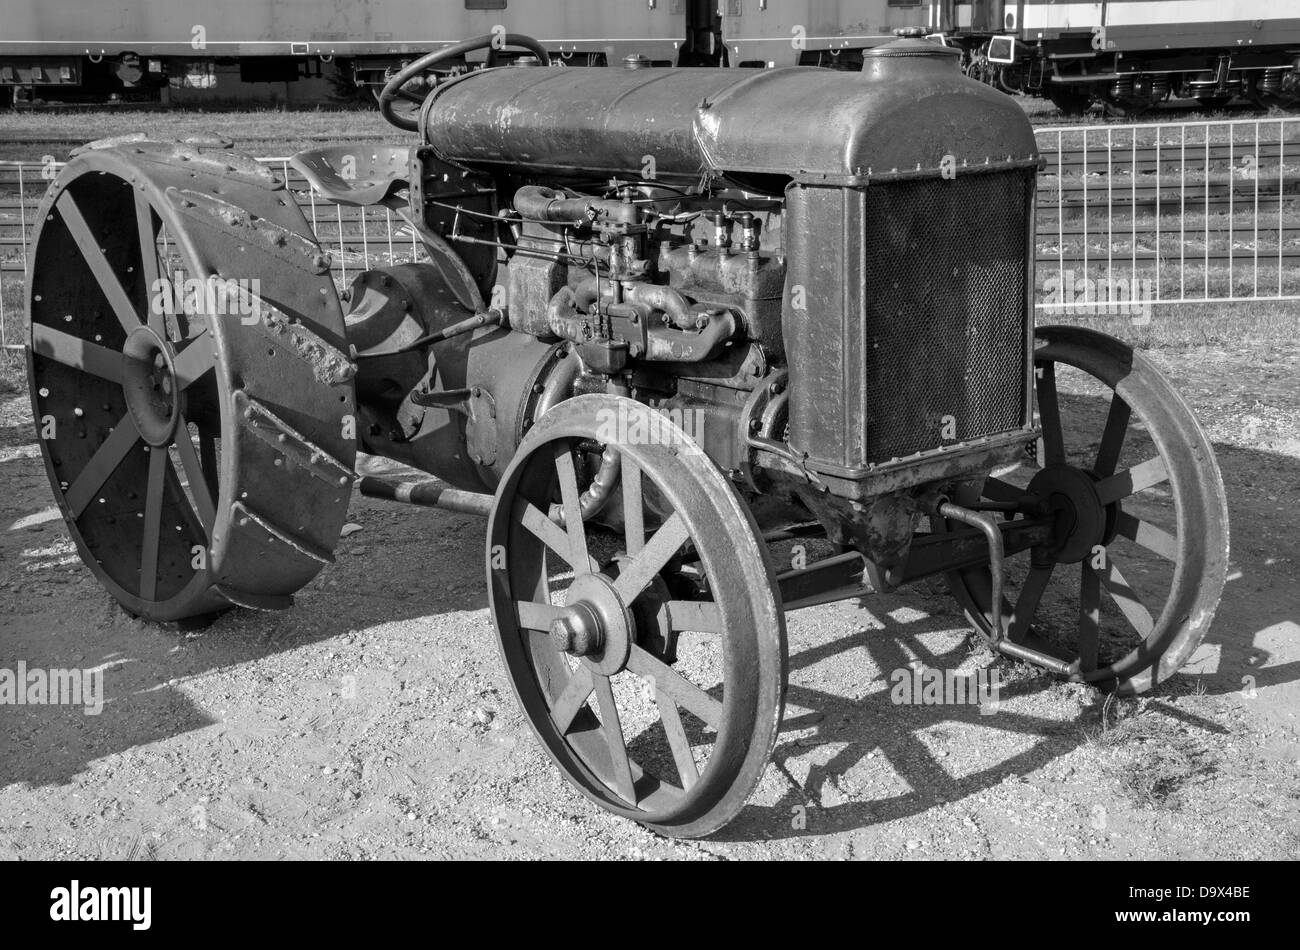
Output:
[{"xmin": 289, "ymin": 145, "xmax": 411, "ymax": 207}]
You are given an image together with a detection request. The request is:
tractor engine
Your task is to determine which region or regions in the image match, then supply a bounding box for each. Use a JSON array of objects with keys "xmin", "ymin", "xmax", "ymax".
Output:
[{"xmin": 347, "ymin": 39, "xmax": 1040, "ymax": 569}]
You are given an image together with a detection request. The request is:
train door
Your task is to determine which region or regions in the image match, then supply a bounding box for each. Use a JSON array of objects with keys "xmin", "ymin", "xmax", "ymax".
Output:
[
  {"xmin": 678, "ymin": 0, "xmax": 723, "ymax": 66},
  {"xmin": 929, "ymin": 0, "xmax": 954, "ymax": 32}
]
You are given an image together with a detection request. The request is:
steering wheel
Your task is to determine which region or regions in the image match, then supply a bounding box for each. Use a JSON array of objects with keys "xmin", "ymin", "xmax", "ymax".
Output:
[{"xmin": 378, "ymin": 33, "xmax": 552, "ymax": 132}]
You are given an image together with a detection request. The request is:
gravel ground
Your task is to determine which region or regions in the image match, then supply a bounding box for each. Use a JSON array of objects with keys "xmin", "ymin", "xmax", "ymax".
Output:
[{"xmin": 0, "ymin": 335, "xmax": 1297, "ymax": 860}]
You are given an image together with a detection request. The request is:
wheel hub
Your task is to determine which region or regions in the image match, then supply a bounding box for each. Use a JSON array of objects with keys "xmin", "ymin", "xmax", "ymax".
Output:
[
  {"xmin": 1027, "ymin": 464, "xmax": 1109, "ymax": 564},
  {"xmin": 613, "ymin": 554, "xmax": 678, "ymax": 665},
  {"xmin": 551, "ymin": 573, "xmax": 634, "ymax": 675},
  {"xmin": 121, "ymin": 325, "xmax": 181, "ymax": 447}
]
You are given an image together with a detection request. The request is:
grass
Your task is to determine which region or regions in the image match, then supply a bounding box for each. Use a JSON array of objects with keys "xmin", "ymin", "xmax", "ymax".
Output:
[
  {"xmin": 0, "ymin": 109, "xmax": 395, "ymax": 161},
  {"xmin": 1043, "ymin": 299, "xmax": 1300, "ymax": 349},
  {"xmin": 1096, "ymin": 710, "xmax": 1220, "ymax": 810},
  {"xmin": 1026, "ymin": 95, "xmax": 1293, "ymax": 131},
  {"xmin": 0, "ymin": 347, "xmax": 24, "ymax": 395},
  {"xmin": 1074, "ymin": 690, "xmax": 1221, "ymax": 811}
]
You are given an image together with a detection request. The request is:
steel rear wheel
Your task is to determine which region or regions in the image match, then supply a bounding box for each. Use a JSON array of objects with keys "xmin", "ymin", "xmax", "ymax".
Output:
[
  {"xmin": 945, "ymin": 326, "xmax": 1229, "ymax": 695},
  {"xmin": 487, "ymin": 395, "xmax": 786, "ymax": 838},
  {"xmin": 27, "ymin": 142, "xmax": 357, "ymax": 622}
]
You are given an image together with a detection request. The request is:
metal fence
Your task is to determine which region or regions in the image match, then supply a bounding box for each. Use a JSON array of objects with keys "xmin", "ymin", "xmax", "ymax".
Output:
[
  {"xmin": 0, "ymin": 156, "xmax": 430, "ymax": 351},
  {"xmin": 1035, "ymin": 116, "xmax": 1300, "ymax": 318},
  {"xmin": 4, "ymin": 115, "xmax": 1299, "ymax": 350}
]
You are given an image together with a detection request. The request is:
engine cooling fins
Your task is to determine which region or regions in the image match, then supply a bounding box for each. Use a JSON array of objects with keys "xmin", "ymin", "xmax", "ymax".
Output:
[{"xmin": 25, "ymin": 138, "xmax": 358, "ymax": 622}]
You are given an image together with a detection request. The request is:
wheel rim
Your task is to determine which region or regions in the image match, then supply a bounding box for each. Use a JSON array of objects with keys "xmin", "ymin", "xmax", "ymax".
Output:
[
  {"xmin": 27, "ymin": 144, "xmax": 358, "ymax": 621},
  {"xmin": 488, "ymin": 395, "xmax": 785, "ymax": 837},
  {"xmin": 946, "ymin": 326, "xmax": 1229, "ymax": 694}
]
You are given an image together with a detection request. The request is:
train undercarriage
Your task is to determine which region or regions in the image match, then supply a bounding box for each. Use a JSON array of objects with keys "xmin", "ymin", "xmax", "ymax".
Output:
[{"xmin": 955, "ymin": 36, "xmax": 1300, "ymax": 116}]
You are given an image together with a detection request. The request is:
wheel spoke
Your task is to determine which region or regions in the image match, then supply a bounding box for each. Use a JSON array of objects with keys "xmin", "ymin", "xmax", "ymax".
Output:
[
  {"xmin": 627, "ymin": 645, "xmax": 722, "ymax": 730},
  {"xmin": 173, "ymin": 335, "xmax": 216, "ymax": 391},
  {"xmin": 56, "ymin": 192, "xmax": 141, "ymax": 334},
  {"xmin": 1095, "ymin": 456, "xmax": 1169, "ymax": 505},
  {"xmin": 31, "ymin": 323, "xmax": 123, "ymax": 383},
  {"xmin": 134, "ymin": 191, "xmax": 164, "ymax": 336},
  {"xmin": 515, "ymin": 600, "xmax": 566, "ymax": 631},
  {"xmin": 1078, "ymin": 564, "xmax": 1101, "ymax": 672},
  {"xmin": 64, "ymin": 414, "xmax": 142, "ymax": 518},
  {"xmin": 666, "ymin": 600, "xmax": 722, "ymax": 634},
  {"xmin": 655, "ymin": 691, "xmax": 699, "ymax": 791},
  {"xmin": 139, "ymin": 446, "xmax": 167, "ymax": 601},
  {"xmin": 172, "ymin": 417, "xmax": 216, "ymax": 535},
  {"xmin": 982, "ymin": 475, "xmax": 1026, "ymax": 504},
  {"xmin": 622, "ymin": 454, "xmax": 645, "ymax": 556},
  {"xmin": 1099, "ymin": 556, "xmax": 1155, "ymax": 638},
  {"xmin": 517, "ymin": 499, "xmax": 598, "ymax": 572},
  {"xmin": 1035, "ymin": 362, "xmax": 1065, "ymax": 467},
  {"xmin": 1094, "ymin": 394, "xmax": 1132, "ymax": 477},
  {"xmin": 612, "ymin": 512, "xmax": 689, "ymax": 605},
  {"xmin": 1007, "ymin": 565, "xmax": 1053, "ymax": 641},
  {"xmin": 198, "ymin": 430, "xmax": 220, "ymax": 500},
  {"xmin": 550, "ymin": 665, "xmax": 594, "ymax": 734},
  {"xmin": 1115, "ymin": 510, "xmax": 1178, "ymax": 562},
  {"xmin": 592, "ymin": 674, "xmax": 636, "ymax": 803},
  {"xmin": 554, "ymin": 442, "xmax": 590, "ymax": 574}
]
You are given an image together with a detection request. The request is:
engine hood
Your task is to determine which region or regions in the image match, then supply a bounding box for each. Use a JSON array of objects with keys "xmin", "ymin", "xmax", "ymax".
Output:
[{"xmin": 422, "ymin": 40, "xmax": 1040, "ymax": 191}]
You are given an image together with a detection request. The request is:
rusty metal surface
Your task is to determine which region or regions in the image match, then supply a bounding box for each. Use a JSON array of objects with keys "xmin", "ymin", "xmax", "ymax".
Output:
[
  {"xmin": 944, "ymin": 326, "xmax": 1230, "ymax": 696},
  {"xmin": 487, "ymin": 394, "xmax": 786, "ymax": 838},
  {"xmin": 423, "ymin": 40, "xmax": 1039, "ymax": 189},
  {"xmin": 26, "ymin": 141, "xmax": 357, "ymax": 621}
]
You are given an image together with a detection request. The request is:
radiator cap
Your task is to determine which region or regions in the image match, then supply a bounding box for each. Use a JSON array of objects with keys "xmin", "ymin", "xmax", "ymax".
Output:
[{"xmin": 862, "ymin": 37, "xmax": 960, "ymax": 74}]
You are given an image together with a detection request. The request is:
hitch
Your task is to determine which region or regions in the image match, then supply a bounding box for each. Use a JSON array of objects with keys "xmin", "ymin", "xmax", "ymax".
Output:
[
  {"xmin": 926, "ymin": 496, "xmax": 1073, "ymax": 677},
  {"xmin": 929, "ymin": 498, "xmax": 1006, "ymax": 639}
]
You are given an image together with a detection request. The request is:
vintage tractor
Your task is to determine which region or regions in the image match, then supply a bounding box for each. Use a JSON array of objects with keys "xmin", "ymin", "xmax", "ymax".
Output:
[{"xmin": 26, "ymin": 35, "xmax": 1229, "ymax": 837}]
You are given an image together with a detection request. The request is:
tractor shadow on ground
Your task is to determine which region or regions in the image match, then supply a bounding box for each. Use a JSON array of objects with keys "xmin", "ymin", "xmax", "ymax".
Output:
[
  {"xmin": 0, "ymin": 461, "xmax": 489, "ymax": 790},
  {"xmin": 712, "ymin": 600, "xmax": 1226, "ymax": 843},
  {"xmin": 710, "ymin": 423, "xmax": 1300, "ymax": 843},
  {"xmin": 2, "ymin": 395, "xmax": 1297, "ymax": 836}
]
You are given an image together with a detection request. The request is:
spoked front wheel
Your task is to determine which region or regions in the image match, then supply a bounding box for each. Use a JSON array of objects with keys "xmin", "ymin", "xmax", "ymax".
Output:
[
  {"xmin": 487, "ymin": 395, "xmax": 786, "ymax": 837},
  {"xmin": 946, "ymin": 326, "xmax": 1229, "ymax": 695}
]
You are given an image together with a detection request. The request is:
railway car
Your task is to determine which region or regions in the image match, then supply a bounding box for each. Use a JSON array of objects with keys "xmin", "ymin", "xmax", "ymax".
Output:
[
  {"xmin": 0, "ymin": 0, "xmax": 695, "ymax": 103},
  {"xmin": 711, "ymin": 1, "xmax": 927, "ymax": 69},
  {"xmin": 0, "ymin": 1, "xmax": 937, "ymax": 105},
  {"xmin": 927, "ymin": 0, "xmax": 1300, "ymax": 113}
]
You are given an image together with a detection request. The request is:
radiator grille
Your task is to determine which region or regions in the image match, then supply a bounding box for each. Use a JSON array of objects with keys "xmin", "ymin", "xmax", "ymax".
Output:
[{"xmin": 862, "ymin": 170, "xmax": 1032, "ymax": 464}]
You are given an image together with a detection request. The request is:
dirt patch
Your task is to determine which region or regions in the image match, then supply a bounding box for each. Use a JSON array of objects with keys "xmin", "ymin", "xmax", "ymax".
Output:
[{"xmin": 1, "ymin": 336, "xmax": 1298, "ymax": 860}]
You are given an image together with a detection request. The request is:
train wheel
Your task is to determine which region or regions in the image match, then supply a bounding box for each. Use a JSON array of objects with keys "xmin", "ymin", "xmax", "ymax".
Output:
[
  {"xmin": 1047, "ymin": 86, "xmax": 1093, "ymax": 117},
  {"xmin": 487, "ymin": 394, "xmax": 786, "ymax": 837},
  {"xmin": 27, "ymin": 142, "xmax": 357, "ymax": 622},
  {"xmin": 944, "ymin": 327, "xmax": 1229, "ymax": 695}
]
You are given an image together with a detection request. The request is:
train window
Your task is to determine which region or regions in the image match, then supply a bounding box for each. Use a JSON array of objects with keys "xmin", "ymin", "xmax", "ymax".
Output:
[
  {"xmin": 887, "ymin": 0, "xmax": 921, "ymax": 6},
  {"xmin": 465, "ymin": 0, "xmax": 506, "ymax": 8}
]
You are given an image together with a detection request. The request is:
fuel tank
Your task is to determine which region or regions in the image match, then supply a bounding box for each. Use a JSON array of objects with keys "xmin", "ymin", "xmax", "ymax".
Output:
[{"xmin": 422, "ymin": 40, "xmax": 1039, "ymax": 191}]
